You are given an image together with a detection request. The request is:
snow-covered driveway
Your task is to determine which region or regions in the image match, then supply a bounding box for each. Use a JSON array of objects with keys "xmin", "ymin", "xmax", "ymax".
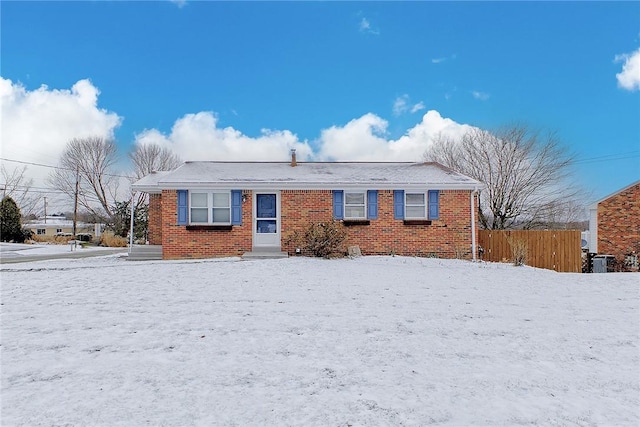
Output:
[{"xmin": 1, "ymin": 256, "xmax": 638, "ymax": 425}]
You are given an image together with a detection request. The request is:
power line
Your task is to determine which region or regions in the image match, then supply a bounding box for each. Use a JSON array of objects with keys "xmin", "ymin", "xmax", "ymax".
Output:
[
  {"xmin": 0, "ymin": 182, "xmax": 73, "ymax": 194},
  {"xmin": 2, "ymin": 149, "xmax": 638, "ymax": 177},
  {"xmin": 0, "ymin": 157, "xmax": 132, "ymax": 178},
  {"xmin": 570, "ymin": 151, "xmax": 640, "ymax": 166}
]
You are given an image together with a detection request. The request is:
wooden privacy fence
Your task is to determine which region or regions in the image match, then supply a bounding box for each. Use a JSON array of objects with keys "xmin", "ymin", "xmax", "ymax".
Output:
[{"xmin": 477, "ymin": 230, "xmax": 582, "ymax": 273}]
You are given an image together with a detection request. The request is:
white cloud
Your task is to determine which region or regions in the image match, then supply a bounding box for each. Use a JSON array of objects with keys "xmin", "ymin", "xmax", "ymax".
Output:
[
  {"xmin": 134, "ymin": 112, "xmax": 314, "ymax": 162},
  {"xmin": 359, "ymin": 17, "xmax": 379, "ymax": 35},
  {"xmin": 386, "ymin": 110, "xmax": 473, "ymax": 161},
  {"xmin": 137, "ymin": 109, "xmax": 471, "ymax": 164},
  {"xmin": 139, "ymin": 109, "xmax": 472, "ymax": 164},
  {"xmin": 410, "ymin": 101, "xmax": 426, "ymax": 113},
  {"xmin": 169, "ymin": 0, "xmax": 187, "ymax": 8},
  {"xmin": 317, "ymin": 110, "xmax": 472, "ymax": 162},
  {"xmin": 471, "ymin": 91, "xmax": 490, "ymax": 101},
  {"xmin": 615, "ymin": 47, "xmax": 640, "ymax": 91},
  {"xmin": 0, "ymin": 77, "xmax": 121, "ymax": 186},
  {"xmin": 317, "ymin": 113, "xmax": 390, "ymax": 161},
  {"xmin": 1, "ymin": 77, "xmax": 475, "ymax": 208},
  {"xmin": 393, "ymin": 94, "xmax": 426, "ymax": 116},
  {"xmin": 392, "ymin": 95, "xmax": 410, "ymax": 116},
  {"xmin": 431, "ymin": 54, "xmax": 457, "ymax": 64}
]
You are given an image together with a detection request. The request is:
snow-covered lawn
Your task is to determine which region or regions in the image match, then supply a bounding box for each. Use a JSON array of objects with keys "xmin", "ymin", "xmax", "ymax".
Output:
[
  {"xmin": 1, "ymin": 255, "xmax": 638, "ymax": 426},
  {"xmin": 0, "ymin": 242, "xmax": 118, "ymax": 258}
]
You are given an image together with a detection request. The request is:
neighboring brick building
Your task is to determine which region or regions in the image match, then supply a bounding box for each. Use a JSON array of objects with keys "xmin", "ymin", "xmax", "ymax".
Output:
[
  {"xmin": 589, "ymin": 180, "xmax": 640, "ymax": 271},
  {"xmin": 132, "ymin": 156, "xmax": 482, "ymax": 261}
]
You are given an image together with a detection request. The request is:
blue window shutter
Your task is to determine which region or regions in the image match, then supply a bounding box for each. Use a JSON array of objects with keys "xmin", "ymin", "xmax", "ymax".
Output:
[
  {"xmin": 177, "ymin": 190, "xmax": 188, "ymax": 225},
  {"xmin": 231, "ymin": 190, "xmax": 242, "ymax": 225},
  {"xmin": 367, "ymin": 190, "xmax": 378, "ymax": 219},
  {"xmin": 393, "ymin": 190, "xmax": 404, "ymax": 220},
  {"xmin": 428, "ymin": 190, "xmax": 440, "ymax": 220},
  {"xmin": 333, "ymin": 190, "xmax": 344, "ymax": 220}
]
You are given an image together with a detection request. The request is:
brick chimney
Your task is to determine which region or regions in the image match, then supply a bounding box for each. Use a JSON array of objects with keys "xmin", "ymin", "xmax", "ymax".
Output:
[{"xmin": 290, "ymin": 148, "xmax": 297, "ymax": 167}]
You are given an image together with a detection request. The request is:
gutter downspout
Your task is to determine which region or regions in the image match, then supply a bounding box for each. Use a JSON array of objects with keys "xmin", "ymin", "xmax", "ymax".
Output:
[
  {"xmin": 471, "ymin": 188, "xmax": 479, "ymax": 261},
  {"xmin": 128, "ymin": 192, "xmax": 136, "ymax": 254}
]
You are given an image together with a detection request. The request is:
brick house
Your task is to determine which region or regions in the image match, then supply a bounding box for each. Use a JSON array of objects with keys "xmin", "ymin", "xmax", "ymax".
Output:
[
  {"xmin": 588, "ymin": 180, "xmax": 640, "ymax": 271},
  {"xmin": 131, "ymin": 156, "xmax": 482, "ymax": 260}
]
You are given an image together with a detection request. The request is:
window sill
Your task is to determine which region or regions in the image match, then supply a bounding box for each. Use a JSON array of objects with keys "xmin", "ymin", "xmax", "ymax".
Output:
[
  {"xmin": 403, "ymin": 220, "xmax": 432, "ymax": 226},
  {"xmin": 186, "ymin": 225, "xmax": 233, "ymax": 231},
  {"xmin": 342, "ymin": 220, "xmax": 371, "ymax": 226}
]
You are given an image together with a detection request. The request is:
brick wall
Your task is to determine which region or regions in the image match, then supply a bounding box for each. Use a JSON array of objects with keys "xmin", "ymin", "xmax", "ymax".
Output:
[
  {"xmin": 598, "ymin": 182, "xmax": 640, "ymax": 269},
  {"xmin": 159, "ymin": 190, "xmax": 252, "ymax": 260},
  {"xmin": 156, "ymin": 189, "xmax": 477, "ymax": 260},
  {"xmin": 281, "ymin": 189, "xmax": 476, "ymax": 259},
  {"xmin": 148, "ymin": 193, "xmax": 162, "ymax": 245}
]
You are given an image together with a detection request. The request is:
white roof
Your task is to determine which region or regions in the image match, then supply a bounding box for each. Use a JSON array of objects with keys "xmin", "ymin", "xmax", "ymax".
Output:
[
  {"xmin": 132, "ymin": 161, "xmax": 483, "ymax": 192},
  {"xmin": 25, "ymin": 219, "xmax": 91, "ymax": 228}
]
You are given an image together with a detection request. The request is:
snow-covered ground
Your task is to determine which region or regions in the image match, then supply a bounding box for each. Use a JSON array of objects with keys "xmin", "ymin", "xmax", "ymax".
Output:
[
  {"xmin": 1, "ymin": 255, "xmax": 638, "ymax": 426},
  {"xmin": 0, "ymin": 242, "xmax": 115, "ymax": 257}
]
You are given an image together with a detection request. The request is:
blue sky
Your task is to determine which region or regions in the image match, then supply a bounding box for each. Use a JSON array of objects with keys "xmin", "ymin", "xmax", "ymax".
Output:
[{"xmin": 1, "ymin": 0, "xmax": 639, "ymax": 202}]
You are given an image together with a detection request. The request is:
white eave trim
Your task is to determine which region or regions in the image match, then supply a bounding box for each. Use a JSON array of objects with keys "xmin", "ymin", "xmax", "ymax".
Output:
[
  {"xmin": 131, "ymin": 186, "xmax": 163, "ymax": 194},
  {"xmin": 133, "ymin": 181, "xmax": 482, "ymax": 192}
]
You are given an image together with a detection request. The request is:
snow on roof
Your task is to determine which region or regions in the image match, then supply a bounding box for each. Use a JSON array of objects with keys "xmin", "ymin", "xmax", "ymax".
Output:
[
  {"xmin": 132, "ymin": 162, "xmax": 482, "ymax": 192},
  {"xmin": 24, "ymin": 218, "xmax": 92, "ymax": 228}
]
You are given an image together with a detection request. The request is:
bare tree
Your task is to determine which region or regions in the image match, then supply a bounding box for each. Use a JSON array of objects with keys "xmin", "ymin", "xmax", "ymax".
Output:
[
  {"xmin": 424, "ymin": 125, "xmax": 580, "ymax": 229},
  {"xmin": 129, "ymin": 143, "xmax": 182, "ymax": 180},
  {"xmin": 48, "ymin": 136, "xmax": 120, "ymax": 219},
  {"xmin": 1, "ymin": 164, "xmax": 41, "ymax": 217},
  {"xmin": 128, "ymin": 143, "xmax": 182, "ymax": 208}
]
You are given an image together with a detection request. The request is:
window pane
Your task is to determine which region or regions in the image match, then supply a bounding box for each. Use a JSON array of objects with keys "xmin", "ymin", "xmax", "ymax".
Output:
[
  {"xmin": 406, "ymin": 206, "xmax": 426, "ymax": 218},
  {"xmin": 345, "ymin": 192, "xmax": 365, "ymax": 204},
  {"xmin": 406, "ymin": 193, "xmax": 425, "ymax": 204},
  {"xmin": 345, "ymin": 206, "xmax": 365, "ymax": 218},
  {"xmin": 257, "ymin": 220, "xmax": 277, "ymax": 233},
  {"xmin": 212, "ymin": 193, "xmax": 229, "ymax": 208},
  {"xmin": 191, "ymin": 208, "xmax": 208, "ymax": 222},
  {"xmin": 257, "ymin": 194, "xmax": 276, "ymax": 218},
  {"xmin": 212, "ymin": 208, "xmax": 230, "ymax": 223},
  {"xmin": 191, "ymin": 193, "xmax": 208, "ymax": 207}
]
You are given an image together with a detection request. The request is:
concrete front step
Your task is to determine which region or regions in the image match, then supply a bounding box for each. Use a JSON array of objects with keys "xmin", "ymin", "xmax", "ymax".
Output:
[
  {"xmin": 242, "ymin": 250, "xmax": 289, "ymax": 260},
  {"xmin": 127, "ymin": 245, "xmax": 163, "ymax": 261}
]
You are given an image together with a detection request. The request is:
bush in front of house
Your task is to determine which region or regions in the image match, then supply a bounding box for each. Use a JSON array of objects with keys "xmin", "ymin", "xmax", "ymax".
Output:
[{"xmin": 289, "ymin": 220, "xmax": 348, "ymax": 258}]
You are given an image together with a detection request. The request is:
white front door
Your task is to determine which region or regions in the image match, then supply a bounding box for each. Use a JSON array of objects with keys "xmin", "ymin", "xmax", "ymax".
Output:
[{"xmin": 253, "ymin": 191, "xmax": 281, "ymax": 249}]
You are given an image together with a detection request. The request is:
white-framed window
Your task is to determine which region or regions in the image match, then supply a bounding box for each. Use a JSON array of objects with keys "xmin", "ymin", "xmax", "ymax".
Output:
[
  {"xmin": 405, "ymin": 192, "xmax": 427, "ymax": 219},
  {"xmin": 344, "ymin": 191, "xmax": 366, "ymax": 219},
  {"xmin": 189, "ymin": 191, "xmax": 231, "ymax": 224},
  {"xmin": 37, "ymin": 229, "xmax": 46, "ymax": 235}
]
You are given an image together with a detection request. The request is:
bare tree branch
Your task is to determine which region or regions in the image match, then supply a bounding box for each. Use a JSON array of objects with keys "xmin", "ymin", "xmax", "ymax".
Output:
[
  {"xmin": 425, "ymin": 124, "xmax": 582, "ymax": 229},
  {"xmin": 0, "ymin": 165, "xmax": 41, "ymax": 217},
  {"xmin": 129, "ymin": 143, "xmax": 182, "ymax": 180},
  {"xmin": 48, "ymin": 136, "xmax": 119, "ymax": 219},
  {"xmin": 129, "ymin": 143, "xmax": 182, "ymax": 205}
]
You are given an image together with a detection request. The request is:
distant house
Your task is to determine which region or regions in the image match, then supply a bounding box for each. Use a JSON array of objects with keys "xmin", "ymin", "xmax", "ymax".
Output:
[
  {"xmin": 588, "ymin": 180, "xmax": 640, "ymax": 271},
  {"xmin": 131, "ymin": 154, "xmax": 483, "ymax": 261},
  {"xmin": 24, "ymin": 216, "xmax": 99, "ymax": 238}
]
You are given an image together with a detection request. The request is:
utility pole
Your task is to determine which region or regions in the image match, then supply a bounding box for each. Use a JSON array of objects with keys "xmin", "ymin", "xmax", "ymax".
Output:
[
  {"xmin": 44, "ymin": 197, "xmax": 47, "ymax": 223},
  {"xmin": 73, "ymin": 167, "xmax": 79, "ymax": 239}
]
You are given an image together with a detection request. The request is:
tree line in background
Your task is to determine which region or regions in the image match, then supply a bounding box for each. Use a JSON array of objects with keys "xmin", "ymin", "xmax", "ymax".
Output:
[{"xmin": 2, "ymin": 123, "xmax": 586, "ymax": 243}]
